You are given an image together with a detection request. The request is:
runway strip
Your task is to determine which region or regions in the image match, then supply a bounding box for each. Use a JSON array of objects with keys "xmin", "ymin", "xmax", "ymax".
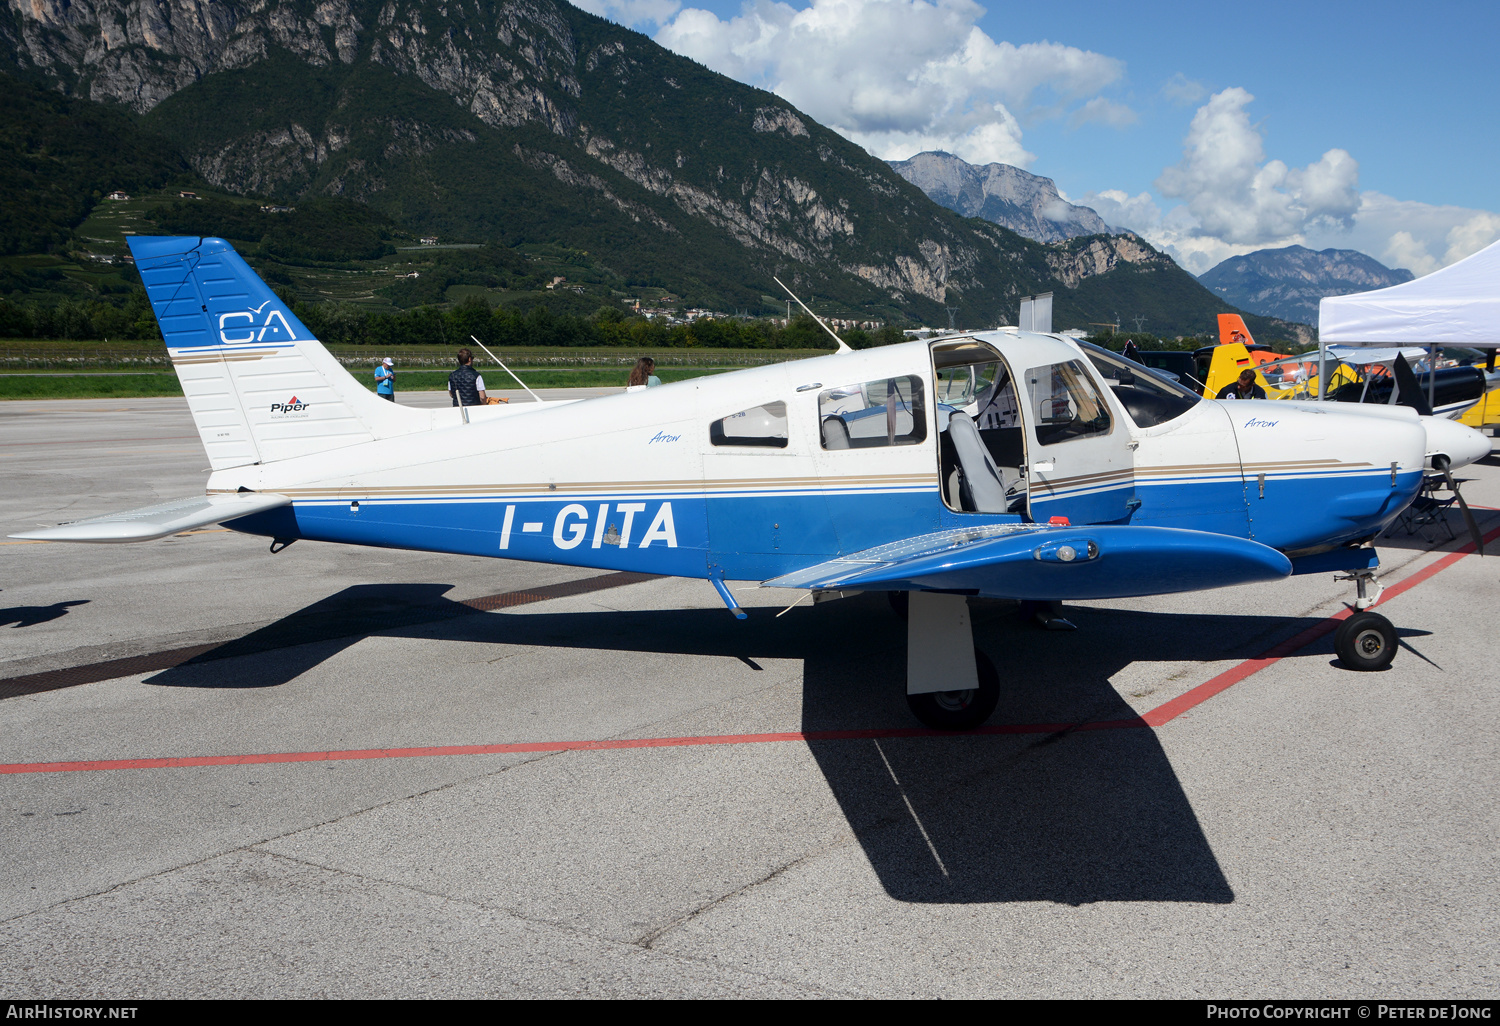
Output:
[
  {"xmin": 3, "ymin": 526, "xmax": 1495, "ymax": 776},
  {"xmin": 0, "ymin": 571, "xmax": 654, "ymax": 702}
]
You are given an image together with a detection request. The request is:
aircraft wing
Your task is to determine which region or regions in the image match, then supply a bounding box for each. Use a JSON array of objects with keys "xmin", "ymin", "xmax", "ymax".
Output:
[
  {"xmin": 762, "ymin": 523, "xmax": 1291, "ymax": 601},
  {"xmin": 9, "ymin": 492, "xmax": 291, "ymax": 543}
]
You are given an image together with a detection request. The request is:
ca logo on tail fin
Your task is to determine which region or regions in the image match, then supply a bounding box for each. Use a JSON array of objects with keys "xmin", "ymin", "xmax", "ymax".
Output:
[{"xmin": 217, "ymin": 300, "xmax": 298, "ymax": 345}]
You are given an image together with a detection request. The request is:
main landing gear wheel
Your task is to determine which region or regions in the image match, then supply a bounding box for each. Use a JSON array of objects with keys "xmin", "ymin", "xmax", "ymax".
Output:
[
  {"xmin": 1335, "ymin": 611, "xmax": 1398, "ymax": 671},
  {"xmin": 906, "ymin": 649, "xmax": 1000, "ymax": 730}
]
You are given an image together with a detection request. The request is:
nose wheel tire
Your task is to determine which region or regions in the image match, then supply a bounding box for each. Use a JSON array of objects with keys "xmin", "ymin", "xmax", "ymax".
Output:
[
  {"xmin": 906, "ymin": 650, "xmax": 1000, "ymax": 730},
  {"xmin": 1334, "ymin": 611, "xmax": 1398, "ymax": 671}
]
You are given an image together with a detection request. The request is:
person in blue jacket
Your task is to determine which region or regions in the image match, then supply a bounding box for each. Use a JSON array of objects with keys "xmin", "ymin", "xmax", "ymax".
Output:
[{"xmin": 374, "ymin": 357, "xmax": 396, "ymax": 401}]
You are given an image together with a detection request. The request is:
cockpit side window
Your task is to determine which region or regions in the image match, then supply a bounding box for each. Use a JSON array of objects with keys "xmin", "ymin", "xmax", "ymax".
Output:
[
  {"xmin": 1025, "ymin": 360, "xmax": 1112, "ymax": 446},
  {"xmin": 711, "ymin": 401, "xmax": 788, "ymax": 448},
  {"xmin": 818, "ymin": 376, "xmax": 927, "ymax": 450}
]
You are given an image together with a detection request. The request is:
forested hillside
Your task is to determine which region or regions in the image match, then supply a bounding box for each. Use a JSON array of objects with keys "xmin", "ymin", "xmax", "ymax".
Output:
[{"xmin": 0, "ymin": 0, "xmax": 1302, "ymax": 342}]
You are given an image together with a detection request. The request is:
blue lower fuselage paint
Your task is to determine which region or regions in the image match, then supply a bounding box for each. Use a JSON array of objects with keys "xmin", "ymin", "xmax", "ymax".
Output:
[{"xmin": 226, "ymin": 466, "xmax": 1421, "ymax": 583}]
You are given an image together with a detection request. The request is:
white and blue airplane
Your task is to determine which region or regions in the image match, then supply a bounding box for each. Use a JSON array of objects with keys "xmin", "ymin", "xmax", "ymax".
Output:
[{"xmin": 13, "ymin": 236, "xmax": 1492, "ymax": 728}]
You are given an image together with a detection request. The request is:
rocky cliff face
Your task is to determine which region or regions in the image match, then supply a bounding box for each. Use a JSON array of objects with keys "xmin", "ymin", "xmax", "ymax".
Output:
[
  {"xmin": 4, "ymin": 0, "xmax": 1040, "ymax": 312},
  {"xmin": 1197, "ymin": 245, "xmax": 1414, "ymax": 325},
  {"xmin": 1045, "ymin": 234, "xmax": 1167, "ymax": 287},
  {"xmin": 889, "ymin": 151, "xmax": 1117, "ymax": 245},
  {"xmin": 2, "ymin": 0, "xmax": 1235, "ymax": 328}
]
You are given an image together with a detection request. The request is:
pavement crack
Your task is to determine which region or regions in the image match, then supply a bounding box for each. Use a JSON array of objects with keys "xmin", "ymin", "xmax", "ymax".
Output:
[
  {"xmin": 0, "ymin": 749, "xmax": 568, "ymax": 929},
  {"xmin": 633, "ymin": 849, "xmax": 821, "ymax": 951},
  {"xmin": 246, "ymin": 848, "xmax": 848, "ymax": 997}
]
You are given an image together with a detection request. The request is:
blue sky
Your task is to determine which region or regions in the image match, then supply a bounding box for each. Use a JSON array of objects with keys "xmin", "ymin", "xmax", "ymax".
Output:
[{"xmin": 569, "ymin": 0, "xmax": 1500, "ymax": 275}]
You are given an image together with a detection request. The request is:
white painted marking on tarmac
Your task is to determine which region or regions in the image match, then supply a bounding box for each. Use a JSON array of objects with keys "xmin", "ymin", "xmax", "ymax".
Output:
[{"xmin": 873, "ymin": 739, "xmax": 949, "ymax": 879}]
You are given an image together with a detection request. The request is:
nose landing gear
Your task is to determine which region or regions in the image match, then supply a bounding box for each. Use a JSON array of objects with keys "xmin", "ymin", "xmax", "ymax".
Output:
[{"xmin": 1333, "ymin": 568, "xmax": 1397, "ymax": 671}]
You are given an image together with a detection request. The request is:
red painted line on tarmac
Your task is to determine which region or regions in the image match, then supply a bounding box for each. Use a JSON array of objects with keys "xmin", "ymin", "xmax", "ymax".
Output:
[{"xmin": 3, "ymin": 527, "xmax": 1496, "ymax": 776}]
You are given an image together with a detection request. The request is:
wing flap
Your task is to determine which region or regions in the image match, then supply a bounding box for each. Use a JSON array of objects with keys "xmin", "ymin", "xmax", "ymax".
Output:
[
  {"xmin": 9, "ymin": 493, "xmax": 291, "ymax": 543},
  {"xmin": 764, "ymin": 524, "xmax": 1291, "ymax": 601}
]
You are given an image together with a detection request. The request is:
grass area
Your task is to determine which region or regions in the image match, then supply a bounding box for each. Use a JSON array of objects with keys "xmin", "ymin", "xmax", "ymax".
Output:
[
  {"xmin": 372, "ymin": 367, "xmax": 730, "ymax": 391},
  {"xmin": 1, "ymin": 341, "xmax": 825, "ymax": 368},
  {"xmin": 0, "ymin": 374, "xmax": 185, "ymax": 399},
  {"xmin": 0, "ymin": 365, "xmax": 733, "ymax": 399}
]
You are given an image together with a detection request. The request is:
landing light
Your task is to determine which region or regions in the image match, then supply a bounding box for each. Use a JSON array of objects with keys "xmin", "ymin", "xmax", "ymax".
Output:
[{"xmin": 1034, "ymin": 538, "xmax": 1100, "ymax": 563}]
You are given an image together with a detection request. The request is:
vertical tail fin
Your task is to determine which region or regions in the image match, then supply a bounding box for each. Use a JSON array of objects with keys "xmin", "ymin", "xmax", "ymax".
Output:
[
  {"xmin": 128, "ymin": 235, "xmax": 422, "ymax": 470},
  {"xmin": 1216, "ymin": 313, "xmax": 1255, "ymax": 348}
]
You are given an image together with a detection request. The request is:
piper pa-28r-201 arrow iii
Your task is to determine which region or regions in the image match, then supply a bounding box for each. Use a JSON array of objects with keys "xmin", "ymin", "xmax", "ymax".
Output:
[{"xmin": 14, "ymin": 236, "xmax": 1492, "ymax": 728}]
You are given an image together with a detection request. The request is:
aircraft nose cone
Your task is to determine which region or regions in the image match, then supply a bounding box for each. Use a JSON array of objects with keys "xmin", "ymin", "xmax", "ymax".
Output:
[{"xmin": 1424, "ymin": 416, "xmax": 1492, "ymax": 470}]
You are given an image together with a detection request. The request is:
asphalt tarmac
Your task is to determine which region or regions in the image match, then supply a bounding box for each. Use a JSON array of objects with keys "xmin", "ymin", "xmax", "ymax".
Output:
[{"xmin": 1, "ymin": 395, "xmax": 1497, "ymax": 999}]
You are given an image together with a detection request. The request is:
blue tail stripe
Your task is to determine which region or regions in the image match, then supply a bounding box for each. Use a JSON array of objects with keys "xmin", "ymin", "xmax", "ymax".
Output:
[{"xmin": 127, "ymin": 236, "xmax": 318, "ymax": 351}]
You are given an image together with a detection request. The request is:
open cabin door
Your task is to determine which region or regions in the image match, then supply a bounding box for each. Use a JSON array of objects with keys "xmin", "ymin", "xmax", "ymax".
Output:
[
  {"xmin": 932, "ymin": 339, "xmax": 1029, "ymax": 517},
  {"xmin": 1020, "ymin": 357, "xmax": 1138, "ymax": 525}
]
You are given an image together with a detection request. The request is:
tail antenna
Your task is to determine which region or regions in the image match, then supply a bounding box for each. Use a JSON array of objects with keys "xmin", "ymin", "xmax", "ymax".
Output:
[
  {"xmin": 469, "ymin": 335, "xmax": 544, "ymax": 403},
  {"xmin": 774, "ymin": 276, "xmax": 852, "ymax": 354}
]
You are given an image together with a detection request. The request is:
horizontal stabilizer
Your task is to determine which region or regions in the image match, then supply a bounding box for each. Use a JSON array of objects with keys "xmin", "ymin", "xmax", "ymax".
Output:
[
  {"xmin": 9, "ymin": 493, "xmax": 290, "ymax": 543},
  {"xmin": 764, "ymin": 523, "xmax": 1291, "ymax": 601}
]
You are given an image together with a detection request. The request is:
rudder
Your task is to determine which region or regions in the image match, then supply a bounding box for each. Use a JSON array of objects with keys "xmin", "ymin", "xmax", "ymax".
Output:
[
  {"xmin": 129, "ymin": 235, "xmax": 422, "ymax": 470},
  {"xmin": 1216, "ymin": 313, "xmax": 1256, "ymax": 348}
]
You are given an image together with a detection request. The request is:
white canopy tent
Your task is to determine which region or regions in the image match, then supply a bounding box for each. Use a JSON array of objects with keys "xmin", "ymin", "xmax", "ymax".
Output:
[{"xmin": 1314, "ymin": 237, "xmax": 1500, "ymax": 399}]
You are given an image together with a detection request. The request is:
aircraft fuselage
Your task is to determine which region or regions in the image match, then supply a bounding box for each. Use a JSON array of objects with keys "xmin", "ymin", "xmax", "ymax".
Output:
[{"xmin": 216, "ymin": 333, "xmax": 1427, "ymax": 589}]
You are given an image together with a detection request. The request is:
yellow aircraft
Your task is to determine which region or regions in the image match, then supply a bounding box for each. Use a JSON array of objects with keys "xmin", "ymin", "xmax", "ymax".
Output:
[
  {"xmin": 1201, "ymin": 315, "xmax": 1355, "ymax": 401},
  {"xmin": 1457, "ymin": 352, "xmax": 1500, "ymax": 433}
]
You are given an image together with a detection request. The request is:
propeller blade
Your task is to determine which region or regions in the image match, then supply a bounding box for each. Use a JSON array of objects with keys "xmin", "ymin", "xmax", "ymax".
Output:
[
  {"xmin": 1392, "ymin": 355, "xmax": 1435, "ymax": 416},
  {"xmin": 1436, "ymin": 456, "xmax": 1485, "ymax": 556}
]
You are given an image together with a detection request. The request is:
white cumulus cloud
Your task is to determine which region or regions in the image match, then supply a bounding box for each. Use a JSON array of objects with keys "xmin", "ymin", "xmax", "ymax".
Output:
[
  {"xmin": 1310, "ymin": 195, "xmax": 1500, "ymax": 277},
  {"xmin": 655, "ymin": 0, "xmax": 1129, "ymax": 166},
  {"xmin": 1082, "ymin": 86, "xmax": 1500, "ymax": 280},
  {"xmin": 570, "ymin": 0, "xmax": 683, "ymax": 28},
  {"xmin": 1154, "ymin": 87, "xmax": 1360, "ymax": 246}
]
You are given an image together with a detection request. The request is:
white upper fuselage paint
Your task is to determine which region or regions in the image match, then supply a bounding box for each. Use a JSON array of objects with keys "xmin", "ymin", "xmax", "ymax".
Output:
[{"xmin": 207, "ymin": 332, "xmax": 1431, "ymax": 580}]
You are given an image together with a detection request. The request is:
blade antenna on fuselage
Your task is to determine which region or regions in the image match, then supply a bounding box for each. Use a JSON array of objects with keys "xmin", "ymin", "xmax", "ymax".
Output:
[
  {"xmin": 774, "ymin": 277, "xmax": 853, "ymax": 354},
  {"xmin": 469, "ymin": 335, "xmax": 544, "ymax": 403}
]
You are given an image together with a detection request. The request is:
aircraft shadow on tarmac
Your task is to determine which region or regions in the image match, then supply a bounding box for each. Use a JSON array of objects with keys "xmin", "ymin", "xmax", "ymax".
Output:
[
  {"xmin": 1, "ymin": 598, "xmax": 89, "ymax": 628},
  {"xmin": 138, "ymin": 584, "xmax": 1306, "ymax": 905},
  {"xmin": 144, "ymin": 584, "xmax": 464, "ymax": 690}
]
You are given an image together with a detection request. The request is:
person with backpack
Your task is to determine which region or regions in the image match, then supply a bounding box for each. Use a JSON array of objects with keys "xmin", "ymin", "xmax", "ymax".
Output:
[{"xmin": 448, "ymin": 347, "xmax": 489, "ymax": 406}]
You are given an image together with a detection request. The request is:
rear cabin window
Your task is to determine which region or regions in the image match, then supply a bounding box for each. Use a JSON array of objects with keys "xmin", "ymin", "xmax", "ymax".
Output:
[
  {"xmin": 710, "ymin": 401, "xmax": 788, "ymax": 448},
  {"xmin": 819, "ymin": 376, "xmax": 927, "ymax": 450},
  {"xmin": 1025, "ymin": 361, "xmax": 1112, "ymax": 446}
]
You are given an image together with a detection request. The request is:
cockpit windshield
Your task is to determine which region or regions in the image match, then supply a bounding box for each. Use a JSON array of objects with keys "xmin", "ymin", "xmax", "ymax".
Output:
[{"xmin": 1079, "ymin": 341, "xmax": 1202, "ymax": 428}]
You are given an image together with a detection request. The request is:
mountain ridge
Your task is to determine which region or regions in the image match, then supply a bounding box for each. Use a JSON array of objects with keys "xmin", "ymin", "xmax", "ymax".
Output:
[
  {"xmin": 2, "ymin": 0, "xmax": 1299, "ymax": 338},
  {"xmin": 889, "ymin": 151, "xmax": 1118, "ymax": 245},
  {"xmin": 1198, "ymin": 245, "xmax": 1413, "ymax": 325}
]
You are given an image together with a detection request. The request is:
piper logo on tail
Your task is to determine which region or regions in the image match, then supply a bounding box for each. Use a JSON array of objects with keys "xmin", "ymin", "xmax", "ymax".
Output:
[
  {"xmin": 270, "ymin": 396, "xmax": 310, "ymax": 417},
  {"xmin": 218, "ymin": 300, "xmax": 297, "ymax": 345}
]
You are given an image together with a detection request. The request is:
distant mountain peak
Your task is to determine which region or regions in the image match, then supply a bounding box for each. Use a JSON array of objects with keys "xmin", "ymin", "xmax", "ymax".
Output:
[
  {"xmin": 1198, "ymin": 245, "xmax": 1414, "ymax": 325},
  {"xmin": 888, "ymin": 151, "xmax": 1119, "ymax": 244}
]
